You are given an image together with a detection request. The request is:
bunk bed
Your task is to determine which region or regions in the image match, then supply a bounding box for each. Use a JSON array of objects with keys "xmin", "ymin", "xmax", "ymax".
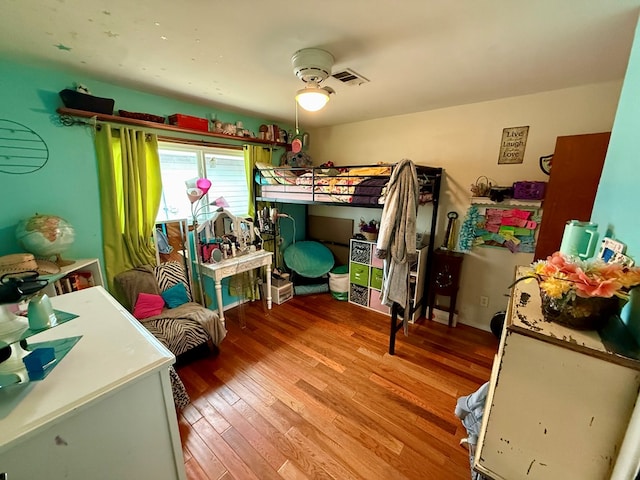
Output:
[
  {"xmin": 255, "ymin": 163, "xmax": 438, "ymax": 206},
  {"xmin": 254, "ymin": 162, "xmax": 444, "ymax": 354}
]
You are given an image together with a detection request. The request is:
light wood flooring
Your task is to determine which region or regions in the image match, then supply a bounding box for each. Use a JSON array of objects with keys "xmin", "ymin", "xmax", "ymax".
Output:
[{"xmin": 176, "ymin": 293, "xmax": 499, "ymax": 480}]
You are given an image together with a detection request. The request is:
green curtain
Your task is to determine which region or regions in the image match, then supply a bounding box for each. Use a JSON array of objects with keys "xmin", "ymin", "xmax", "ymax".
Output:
[
  {"xmin": 95, "ymin": 124, "xmax": 162, "ymax": 294},
  {"xmin": 243, "ymin": 145, "xmax": 272, "ymax": 218}
]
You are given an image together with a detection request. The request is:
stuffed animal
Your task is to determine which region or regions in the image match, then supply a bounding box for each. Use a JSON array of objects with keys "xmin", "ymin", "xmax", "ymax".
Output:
[{"xmin": 75, "ymin": 83, "xmax": 91, "ymax": 95}]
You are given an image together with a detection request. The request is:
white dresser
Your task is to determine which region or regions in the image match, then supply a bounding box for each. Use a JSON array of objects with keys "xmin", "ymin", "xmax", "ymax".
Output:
[
  {"xmin": 475, "ymin": 267, "xmax": 640, "ymax": 480},
  {"xmin": 0, "ymin": 287, "xmax": 186, "ymax": 480}
]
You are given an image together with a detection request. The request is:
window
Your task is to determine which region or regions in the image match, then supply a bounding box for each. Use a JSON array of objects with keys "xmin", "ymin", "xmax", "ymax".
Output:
[{"xmin": 156, "ymin": 142, "xmax": 248, "ymax": 223}]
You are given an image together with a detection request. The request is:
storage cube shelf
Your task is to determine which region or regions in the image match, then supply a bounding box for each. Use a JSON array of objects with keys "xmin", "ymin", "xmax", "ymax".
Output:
[
  {"xmin": 348, "ymin": 239, "xmax": 427, "ymax": 322},
  {"xmin": 42, "ymin": 259, "xmax": 104, "ymax": 297}
]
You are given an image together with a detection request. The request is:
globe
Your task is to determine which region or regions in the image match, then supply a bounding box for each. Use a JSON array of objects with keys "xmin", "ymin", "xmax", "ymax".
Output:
[{"xmin": 16, "ymin": 214, "xmax": 75, "ymax": 265}]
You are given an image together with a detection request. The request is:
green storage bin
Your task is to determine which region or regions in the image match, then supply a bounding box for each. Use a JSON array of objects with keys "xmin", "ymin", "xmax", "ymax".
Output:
[
  {"xmin": 370, "ymin": 267, "xmax": 384, "ymax": 290},
  {"xmin": 349, "ymin": 262, "xmax": 369, "ymax": 287}
]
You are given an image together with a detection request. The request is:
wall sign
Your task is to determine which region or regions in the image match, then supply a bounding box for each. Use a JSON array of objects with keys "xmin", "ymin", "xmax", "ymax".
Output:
[{"xmin": 498, "ymin": 126, "xmax": 529, "ymax": 164}]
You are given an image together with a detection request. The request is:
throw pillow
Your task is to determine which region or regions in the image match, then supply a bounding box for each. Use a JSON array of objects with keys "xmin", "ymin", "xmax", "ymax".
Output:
[
  {"xmin": 154, "ymin": 262, "xmax": 193, "ymax": 302},
  {"xmin": 133, "ymin": 293, "xmax": 165, "ymax": 320},
  {"xmin": 161, "ymin": 282, "xmax": 190, "ymax": 308}
]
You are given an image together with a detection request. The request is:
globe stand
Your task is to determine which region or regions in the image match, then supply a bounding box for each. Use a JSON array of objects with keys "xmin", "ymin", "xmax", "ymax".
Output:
[{"xmin": 53, "ymin": 254, "xmax": 74, "ymax": 267}]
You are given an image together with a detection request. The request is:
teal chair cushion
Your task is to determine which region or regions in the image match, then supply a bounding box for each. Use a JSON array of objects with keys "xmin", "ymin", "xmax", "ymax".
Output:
[{"xmin": 284, "ymin": 241, "xmax": 335, "ymax": 278}]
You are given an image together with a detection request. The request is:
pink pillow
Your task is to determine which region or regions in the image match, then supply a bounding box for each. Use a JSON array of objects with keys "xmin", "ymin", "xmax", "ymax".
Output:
[{"xmin": 133, "ymin": 293, "xmax": 165, "ymax": 320}]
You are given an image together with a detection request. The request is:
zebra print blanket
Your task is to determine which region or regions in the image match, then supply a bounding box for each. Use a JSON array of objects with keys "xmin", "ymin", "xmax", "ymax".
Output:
[{"xmin": 140, "ymin": 301, "xmax": 227, "ymax": 351}]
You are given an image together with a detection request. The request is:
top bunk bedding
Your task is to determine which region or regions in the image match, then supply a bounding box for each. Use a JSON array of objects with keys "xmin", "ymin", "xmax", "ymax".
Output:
[{"xmin": 255, "ymin": 163, "xmax": 443, "ymax": 207}]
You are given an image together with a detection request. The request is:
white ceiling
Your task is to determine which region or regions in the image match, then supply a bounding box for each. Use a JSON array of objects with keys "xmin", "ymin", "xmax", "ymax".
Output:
[{"xmin": 2, "ymin": 1, "xmax": 640, "ymax": 128}]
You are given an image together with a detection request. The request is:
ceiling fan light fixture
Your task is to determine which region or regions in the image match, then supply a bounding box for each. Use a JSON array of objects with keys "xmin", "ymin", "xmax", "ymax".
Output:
[{"xmin": 296, "ymin": 84, "xmax": 331, "ymax": 112}]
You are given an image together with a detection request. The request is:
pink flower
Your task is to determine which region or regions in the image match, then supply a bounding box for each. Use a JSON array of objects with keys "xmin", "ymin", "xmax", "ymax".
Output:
[
  {"xmin": 530, "ymin": 251, "xmax": 640, "ymax": 300},
  {"xmin": 574, "ymin": 277, "xmax": 620, "ymax": 298}
]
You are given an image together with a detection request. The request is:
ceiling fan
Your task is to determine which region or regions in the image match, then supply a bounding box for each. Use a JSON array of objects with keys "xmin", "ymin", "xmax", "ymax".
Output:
[{"xmin": 291, "ymin": 48, "xmax": 336, "ymax": 112}]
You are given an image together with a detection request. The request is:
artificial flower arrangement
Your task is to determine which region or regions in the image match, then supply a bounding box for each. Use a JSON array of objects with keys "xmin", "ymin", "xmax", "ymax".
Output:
[
  {"xmin": 359, "ymin": 218, "xmax": 380, "ymax": 241},
  {"xmin": 359, "ymin": 218, "xmax": 379, "ymax": 233},
  {"xmin": 521, "ymin": 251, "xmax": 640, "ymax": 329}
]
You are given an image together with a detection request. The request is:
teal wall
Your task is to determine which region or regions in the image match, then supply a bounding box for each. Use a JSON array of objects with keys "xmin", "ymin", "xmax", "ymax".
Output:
[
  {"xmin": 0, "ymin": 57, "xmax": 292, "ymax": 309},
  {"xmin": 591, "ymin": 15, "xmax": 640, "ymax": 336}
]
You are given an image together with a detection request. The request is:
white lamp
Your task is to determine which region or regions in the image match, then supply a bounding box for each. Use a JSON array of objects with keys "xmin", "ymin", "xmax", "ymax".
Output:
[
  {"xmin": 292, "ymin": 48, "xmax": 335, "ymax": 112},
  {"xmin": 295, "ymin": 83, "xmax": 332, "ymax": 112}
]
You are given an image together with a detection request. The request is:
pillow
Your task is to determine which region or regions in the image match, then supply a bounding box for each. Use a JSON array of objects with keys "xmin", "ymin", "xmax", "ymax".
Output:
[
  {"xmin": 255, "ymin": 161, "xmax": 278, "ymax": 185},
  {"xmin": 133, "ymin": 293, "xmax": 165, "ymax": 320},
  {"xmin": 273, "ymin": 168, "xmax": 300, "ymax": 185},
  {"xmin": 161, "ymin": 282, "xmax": 190, "ymax": 308},
  {"xmin": 154, "ymin": 262, "xmax": 192, "ymax": 302}
]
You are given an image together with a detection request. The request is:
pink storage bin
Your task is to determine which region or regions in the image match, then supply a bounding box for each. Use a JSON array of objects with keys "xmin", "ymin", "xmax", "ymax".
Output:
[
  {"xmin": 369, "ymin": 289, "xmax": 390, "ymax": 314},
  {"xmin": 371, "ymin": 247, "xmax": 384, "ymax": 268}
]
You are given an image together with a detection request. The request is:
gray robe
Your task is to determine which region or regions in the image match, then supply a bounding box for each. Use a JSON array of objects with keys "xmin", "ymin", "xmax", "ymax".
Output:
[{"xmin": 376, "ymin": 159, "xmax": 419, "ymax": 330}]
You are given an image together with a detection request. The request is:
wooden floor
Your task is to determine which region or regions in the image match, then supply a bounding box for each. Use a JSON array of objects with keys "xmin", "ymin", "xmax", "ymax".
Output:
[{"xmin": 176, "ymin": 293, "xmax": 499, "ymax": 480}]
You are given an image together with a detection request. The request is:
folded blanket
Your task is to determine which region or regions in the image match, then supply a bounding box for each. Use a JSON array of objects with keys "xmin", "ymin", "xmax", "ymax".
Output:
[{"xmin": 140, "ymin": 301, "xmax": 226, "ymax": 347}]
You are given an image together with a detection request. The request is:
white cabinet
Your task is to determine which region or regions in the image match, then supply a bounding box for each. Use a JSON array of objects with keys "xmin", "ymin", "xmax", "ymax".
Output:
[
  {"xmin": 41, "ymin": 258, "xmax": 104, "ymax": 296},
  {"xmin": 348, "ymin": 239, "xmax": 427, "ymax": 322},
  {"xmin": 0, "ymin": 287, "xmax": 186, "ymax": 480},
  {"xmin": 474, "ymin": 266, "xmax": 640, "ymax": 480}
]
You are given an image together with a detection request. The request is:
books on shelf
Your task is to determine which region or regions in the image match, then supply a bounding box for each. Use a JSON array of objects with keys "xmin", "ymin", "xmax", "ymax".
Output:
[{"xmin": 54, "ymin": 270, "xmax": 95, "ymax": 295}]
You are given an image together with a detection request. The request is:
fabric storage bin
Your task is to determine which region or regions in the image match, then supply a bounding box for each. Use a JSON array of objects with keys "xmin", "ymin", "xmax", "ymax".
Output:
[
  {"xmin": 350, "ymin": 241, "xmax": 371, "ymax": 264},
  {"xmin": 369, "ymin": 267, "xmax": 384, "ymax": 290},
  {"xmin": 349, "ymin": 283, "xmax": 368, "ymax": 306},
  {"xmin": 349, "ymin": 262, "xmax": 370, "ymax": 287},
  {"xmin": 369, "ymin": 289, "xmax": 390, "ymax": 314},
  {"xmin": 370, "ymin": 247, "xmax": 384, "ymax": 268},
  {"xmin": 59, "ymin": 89, "xmax": 115, "ymax": 114}
]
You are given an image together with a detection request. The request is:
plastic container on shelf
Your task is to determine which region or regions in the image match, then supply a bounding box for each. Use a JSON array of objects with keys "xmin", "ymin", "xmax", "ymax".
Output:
[{"xmin": 167, "ymin": 114, "xmax": 209, "ymax": 132}]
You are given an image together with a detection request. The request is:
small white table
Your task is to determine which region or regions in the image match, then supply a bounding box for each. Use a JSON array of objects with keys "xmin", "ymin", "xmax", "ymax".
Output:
[{"xmin": 196, "ymin": 250, "xmax": 273, "ymax": 324}]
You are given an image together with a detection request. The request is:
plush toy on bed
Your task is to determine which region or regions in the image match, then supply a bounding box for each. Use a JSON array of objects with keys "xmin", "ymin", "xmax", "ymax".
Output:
[{"xmin": 280, "ymin": 151, "xmax": 313, "ymax": 168}]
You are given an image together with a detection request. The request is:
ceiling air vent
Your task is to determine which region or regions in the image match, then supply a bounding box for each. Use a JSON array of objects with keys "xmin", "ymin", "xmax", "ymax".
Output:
[{"xmin": 331, "ymin": 68, "xmax": 369, "ymax": 86}]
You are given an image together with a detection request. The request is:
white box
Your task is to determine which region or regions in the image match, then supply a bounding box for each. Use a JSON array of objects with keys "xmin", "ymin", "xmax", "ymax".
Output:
[{"xmin": 271, "ymin": 282, "xmax": 293, "ymax": 304}]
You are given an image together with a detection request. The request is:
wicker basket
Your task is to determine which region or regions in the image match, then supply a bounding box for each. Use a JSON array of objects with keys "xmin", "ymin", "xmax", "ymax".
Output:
[
  {"xmin": 361, "ymin": 231, "xmax": 378, "ymax": 241},
  {"xmin": 540, "ymin": 291, "xmax": 620, "ymax": 330},
  {"xmin": 118, "ymin": 110, "xmax": 165, "ymax": 124}
]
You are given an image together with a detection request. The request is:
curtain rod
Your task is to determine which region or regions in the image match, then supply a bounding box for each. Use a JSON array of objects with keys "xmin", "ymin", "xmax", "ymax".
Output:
[{"xmin": 156, "ymin": 135, "xmax": 243, "ymax": 150}]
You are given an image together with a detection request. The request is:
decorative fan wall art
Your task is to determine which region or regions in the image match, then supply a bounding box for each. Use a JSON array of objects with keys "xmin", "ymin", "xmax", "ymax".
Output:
[{"xmin": 0, "ymin": 119, "xmax": 49, "ymax": 174}]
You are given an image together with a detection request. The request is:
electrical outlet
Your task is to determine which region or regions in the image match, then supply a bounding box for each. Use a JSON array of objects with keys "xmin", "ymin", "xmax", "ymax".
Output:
[{"xmin": 480, "ymin": 295, "xmax": 489, "ymax": 308}]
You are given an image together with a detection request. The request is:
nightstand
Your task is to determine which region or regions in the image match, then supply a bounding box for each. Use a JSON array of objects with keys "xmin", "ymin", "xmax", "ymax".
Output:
[{"xmin": 427, "ymin": 249, "xmax": 465, "ymax": 326}]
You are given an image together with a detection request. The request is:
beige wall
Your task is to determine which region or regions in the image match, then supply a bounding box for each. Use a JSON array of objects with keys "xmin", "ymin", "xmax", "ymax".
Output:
[{"xmin": 307, "ymin": 81, "xmax": 622, "ymax": 331}]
